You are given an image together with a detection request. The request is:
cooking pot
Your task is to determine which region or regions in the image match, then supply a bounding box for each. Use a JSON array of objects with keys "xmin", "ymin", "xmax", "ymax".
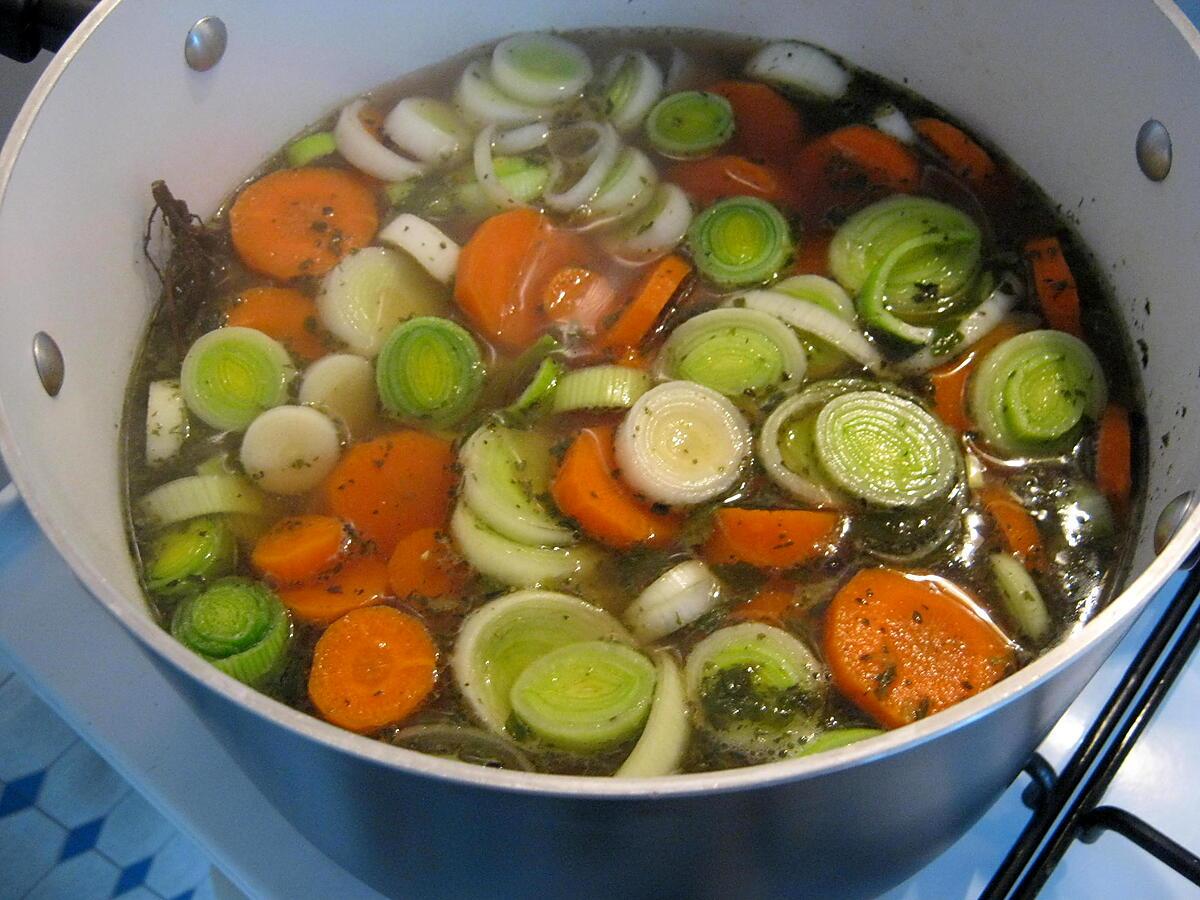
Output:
[{"xmin": 2, "ymin": 1, "xmax": 1199, "ymax": 896}]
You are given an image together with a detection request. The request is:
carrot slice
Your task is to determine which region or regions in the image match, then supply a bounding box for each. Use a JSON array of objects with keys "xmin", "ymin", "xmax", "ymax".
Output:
[
  {"xmin": 229, "ymin": 167, "xmax": 378, "ymax": 281},
  {"xmin": 278, "ymin": 554, "xmax": 391, "ymax": 626},
  {"xmin": 251, "ymin": 515, "xmax": 350, "ymax": 585},
  {"xmin": 978, "ymin": 486, "xmax": 1044, "ymax": 570},
  {"xmin": 929, "ymin": 320, "xmax": 1027, "ymax": 432},
  {"xmin": 541, "ymin": 266, "xmax": 620, "ymax": 335},
  {"xmin": 225, "ymin": 286, "xmax": 331, "ymax": 362},
  {"xmin": 323, "ymin": 431, "xmax": 456, "ymax": 556},
  {"xmin": 1096, "ymin": 404, "xmax": 1132, "ymax": 518},
  {"xmin": 387, "ymin": 527, "xmax": 467, "ymax": 600},
  {"xmin": 729, "ymin": 580, "xmax": 798, "ymax": 625},
  {"xmin": 600, "ymin": 254, "xmax": 692, "ymax": 350},
  {"xmin": 824, "ymin": 568, "xmax": 1014, "ymax": 729},
  {"xmin": 791, "ymin": 125, "xmax": 920, "ymax": 224},
  {"xmin": 708, "ymin": 80, "xmax": 805, "ymax": 163},
  {"xmin": 1024, "ymin": 236, "xmax": 1084, "ymax": 338},
  {"xmin": 668, "ymin": 155, "xmax": 792, "ymax": 206},
  {"xmin": 703, "ymin": 507, "xmax": 842, "ymax": 569},
  {"xmin": 792, "ymin": 231, "xmax": 832, "ymax": 277},
  {"xmin": 913, "ymin": 118, "xmax": 997, "ymax": 189},
  {"xmin": 549, "ymin": 426, "xmax": 681, "ymax": 549},
  {"xmin": 308, "ymin": 605, "xmax": 437, "ymax": 733}
]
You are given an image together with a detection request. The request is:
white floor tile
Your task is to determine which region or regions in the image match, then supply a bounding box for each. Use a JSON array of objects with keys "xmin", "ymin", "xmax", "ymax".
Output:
[
  {"xmin": 146, "ymin": 832, "xmax": 213, "ymax": 898},
  {"xmin": 0, "ymin": 678, "xmax": 76, "ymax": 780},
  {"xmin": 0, "ymin": 807, "xmax": 65, "ymax": 900},
  {"xmin": 96, "ymin": 789, "xmax": 175, "ymax": 867},
  {"xmin": 25, "ymin": 849, "xmax": 118, "ymax": 900},
  {"xmin": 38, "ymin": 739, "xmax": 129, "ymax": 829}
]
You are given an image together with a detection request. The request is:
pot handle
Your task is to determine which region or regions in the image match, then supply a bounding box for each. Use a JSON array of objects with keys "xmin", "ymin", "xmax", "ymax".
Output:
[{"xmin": 0, "ymin": 0, "xmax": 99, "ymax": 63}]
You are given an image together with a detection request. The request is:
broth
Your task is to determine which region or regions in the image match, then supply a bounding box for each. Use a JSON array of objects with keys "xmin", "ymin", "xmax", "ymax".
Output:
[{"xmin": 123, "ymin": 28, "xmax": 1142, "ymax": 775}]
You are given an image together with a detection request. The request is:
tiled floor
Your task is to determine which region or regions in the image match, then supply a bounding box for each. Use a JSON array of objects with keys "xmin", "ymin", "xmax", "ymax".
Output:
[{"xmin": 0, "ymin": 651, "xmax": 216, "ymax": 900}]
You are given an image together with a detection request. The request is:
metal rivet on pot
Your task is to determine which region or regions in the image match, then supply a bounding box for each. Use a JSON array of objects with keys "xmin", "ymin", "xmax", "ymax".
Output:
[
  {"xmin": 32, "ymin": 332, "xmax": 64, "ymax": 397},
  {"xmin": 1154, "ymin": 490, "xmax": 1197, "ymax": 556},
  {"xmin": 1135, "ymin": 119, "xmax": 1172, "ymax": 181},
  {"xmin": 184, "ymin": 16, "xmax": 227, "ymax": 72}
]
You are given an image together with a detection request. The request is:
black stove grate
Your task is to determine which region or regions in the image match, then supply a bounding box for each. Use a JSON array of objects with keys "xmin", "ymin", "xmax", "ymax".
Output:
[{"xmin": 982, "ymin": 563, "xmax": 1200, "ymax": 898}]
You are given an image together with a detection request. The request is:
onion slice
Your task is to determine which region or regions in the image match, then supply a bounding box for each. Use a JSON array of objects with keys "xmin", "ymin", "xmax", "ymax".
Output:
[{"xmin": 334, "ymin": 98, "xmax": 425, "ymax": 182}]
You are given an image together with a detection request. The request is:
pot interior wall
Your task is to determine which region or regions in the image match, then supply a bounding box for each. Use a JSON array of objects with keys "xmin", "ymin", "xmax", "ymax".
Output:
[{"xmin": 0, "ymin": 0, "xmax": 1197, "ymax": 691}]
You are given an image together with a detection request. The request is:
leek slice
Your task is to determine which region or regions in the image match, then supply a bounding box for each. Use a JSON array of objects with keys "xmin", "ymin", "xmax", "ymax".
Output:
[
  {"xmin": 615, "ymin": 381, "xmax": 752, "ymax": 506},
  {"xmin": 968, "ymin": 330, "xmax": 1107, "ymax": 456},
  {"xmin": 383, "ymin": 97, "xmax": 472, "ymax": 166},
  {"xmin": 797, "ymin": 728, "xmax": 884, "ymax": 757},
  {"xmin": 744, "ymin": 41, "xmax": 850, "ymax": 100},
  {"xmin": 143, "ymin": 515, "xmax": 237, "ymax": 603},
  {"xmin": 239, "ymin": 405, "xmax": 342, "ymax": 496},
  {"xmin": 871, "ymin": 103, "xmax": 915, "ymax": 145},
  {"xmin": 335, "ymin": 98, "xmax": 425, "ymax": 182},
  {"xmin": 180, "ymin": 327, "xmax": 295, "ymax": 432},
  {"xmin": 654, "ymin": 307, "xmax": 807, "ymax": 398},
  {"xmin": 739, "ymin": 288, "xmax": 884, "ymax": 374},
  {"xmin": 686, "ymin": 622, "xmax": 825, "ymax": 760},
  {"xmin": 460, "ymin": 423, "xmax": 575, "ymax": 547},
  {"xmin": 138, "ymin": 474, "xmax": 267, "ymax": 529},
  {"xmin": 376, "ymin": 316, "xmax": 484, "ymax": 426},
  {"xmin": 452, "ymin": 589, "xmax": 633, "ymax": 734},
  {"xmin": 814, "ymin": 390, "xmax": 959, "ymax": 508},
  {"xmin": 599, "ymin": 50, "xmax": 664, "ymax": 134},
  {"xmin": 989, "ymin": 551, "xmax": 1051, "ymax": 643},
  {"xmin": 504, "ymin": 356, "xmax": 563, "ymax": 421},
  {"xmin": 171, "ymin": 577, "xmax": 291, "ymax": 686},
  {"xmin": 623, "ymin": 560, "xmax": 722, "ymax": 642},
  {"xmin": 765, "ymin": 275, "xmax": 857, "ymax": 378},
  {"xmin": 377, "ymin": 214, "xmax": 460, "ymax": 285},
  {"xmin": 615, "ymin": 650, "xmax": 690, "ymax": 777},
  {"xmin": 894, "ymin": 272, "xmax": 1021, "ymax": 375},
  {"xmin": 317, "ymin": 246, "xmax": 448, "ymax": 357},
  {"xmin": 392, "ymin": 724, "xmax": 534, "ymax": 771},
  {"xmin": 491, "ymin": 33, "xmax": 593, "ymax": 106},
  {"xmin": 552, "ymin": 365, "xmax": 650, "ymax": 413},
  {"xmin": 1057, "ymin": 482, "xmax": 1116, "ymax": 547},
  {"xmin": 145, "ymin": 379, "xmax": 188, "ymax": 466},
  {"xmin": 455, "ymin": 60, "xmax": 552, "ymax": 127},
  {"xmin": 449, "ymin": 503, "xmax": 598, "ymax": 589},
  {"xmin": 284, "ymin": 131, "xmax": 337, "ymax": 168},
  {"xmin": 587, "ymin": 146, "xmax": 659, "ymax": 222},
  {"xmin": 509, "ymin": 640, "xmax": 656, "ymax": 751},
  {"xmin": 543, "ymin": 121, "xmax": 621, "ymax": 213},
  {"xmin": 829, "ymin": 196, "xmax": 982, "ymax": 342},
  {"xmin": 423, "ymin": 156, "xmax": 551, "ymax": 221},
  {"xmin": 645, "ymin": 91, "xmax": 734, "ymax": 159},
  {"xmin": 687, "ymin": 196, "xmax": 791, "ymax": 288},
  {"xmin": 298, "ymin": 353, "xmax": 377, "ymax": 439},
  {"xmin": 606, "ymin": 182, "xmax": 694, "ymax": 262}
]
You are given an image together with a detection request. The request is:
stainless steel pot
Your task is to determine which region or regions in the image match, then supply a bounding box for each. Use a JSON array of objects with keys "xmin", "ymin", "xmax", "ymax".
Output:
[{"xmin": 2, "ymin": 1, "xmax": 1199, "ymax": 896}]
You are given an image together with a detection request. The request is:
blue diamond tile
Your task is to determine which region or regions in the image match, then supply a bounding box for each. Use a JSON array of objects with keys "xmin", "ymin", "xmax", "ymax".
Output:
[
  {"xmin": 26, "ymin": 849, "xmax": 119, "ymax": 900},
  {"xmin": 169, "ymin": 891, "xmax": 194, "ymax": 900},
  {"xmin": 112, "ymin": 855, "xmax": 154, "ymax": 896},
  {"xmin": 96, "ymin": 790, "xmax": 174, "ymax": 866},
  {"xmin": 146, "ymin": 833, "xmax": 211, "ymax": 897},
  {"xmin": 60, "ymin": 816, "xmax": 105, "ymax": 861},
  {"xmin": 0, "ymin": 678, "xmax": 76, "ymax": 780},
  {"xmin": 0, "ymin": 768, "xmax": 45, "ymax": 816},
  {"xmin": 39, "ymin": 739, "xmax": 129, "ymax": 828},
  {"xmin": 0, "ymin": 807, "xmax": 66, "ymax": 897},
  {"xmin": 113, "ymin": 890, "xmax": 159, "ymax": 900}
]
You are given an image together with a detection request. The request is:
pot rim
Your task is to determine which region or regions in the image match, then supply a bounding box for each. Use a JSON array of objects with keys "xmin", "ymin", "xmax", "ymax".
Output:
[{"xmin": 1, "ymin": 0, "xmax": 1198, "ymax": 800}]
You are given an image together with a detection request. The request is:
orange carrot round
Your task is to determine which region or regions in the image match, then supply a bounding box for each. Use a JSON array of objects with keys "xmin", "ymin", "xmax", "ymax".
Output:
[
  {"xmin": 323, "ymin": 431, "xmax": 456, "ymax": 556},
  {"xmin": 824, "ymin": 568, "xmax": 1014, "ymax": 729},
  {"xmin": 978, "ymin": 485, "xmax": 1044, "ymax": 570},
  {"xmin": 278, "ymin": 554, "xmax": 391, "ymax": 626},
  {"xmin": 729, "ymin": 581, "xmax": 798, "ymax": 625},
  {"xmin": 791, "ymin": 125, "xmax": 919, "ymax": 224},
  {"xmin": 1024, "ymin": 236, "xmax": 1083, "ymax": 338},
  {"xmin": 251, "ymin": 515, "xmax": 350, "ymax": 585},
  {"xmin": 703, "ymin": 508, "xmax": 842, "ymax": 569},
  {"xmin": 668, "ymin": 155, "xmax": 792, "ymax": 207},
  {"xmin": 229, "ymin": 167, "xmax": 378, "ymax": 281},
  {"xmin": 387, "ymin": 527, "xmax": 466, "ymax": 599},
  {"xmin": 1096, "ymin": 404, "xmax": 1132, "ymax": 518},
  {"xmin": 550, "ymin": 426, "xmax": 681, "ymax": 549},
  {"xmin": 308, "ymin": 605, "xmax": 437, "ymax": 733},
  {"xmin": 225, "ymin": 286, "xmax": 331, "ymax": 362},
  {"xmin": 913, "ymin": 118, "xmax": 997, "ymax": 188},
  {"xmin": 600, "ymin": 254, "xmax": 692, "ymax": 350},
  {"xmin": 708, "ymin": 80, "xmax": 805, "ymax": 163},
  {"xmin": 541, "ymin": 266, "xmax": 619, "ymax": 334},
  {"xmin": 929, "ymin": 319, "xmax": 1027, "ymax": 431}
]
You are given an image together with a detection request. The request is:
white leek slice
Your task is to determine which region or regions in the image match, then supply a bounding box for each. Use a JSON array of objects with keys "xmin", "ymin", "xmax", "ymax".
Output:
[
  {"xmin": 605, "ymin": 182, "xmax": 693, "ymax": 262},
  {"xmin": 493, "ymin": 122, "xmax": 551, "ymax": 155},
  {"xmin": 298, "ymin": 353, "xmax": 377, "ymax": 438},
  {"xmin": 452, "ymin": 589, "xmax": 633, "ymax": 734},
  {"xmin": 145, "ymin": 379, "xmax": 188, "ymax": 466},
  {"xmin": 739, "ymin": 288, "xmax": 883, "ymax": 373},
  {"xmin": 334, "ymin": 98, "xmax": 425, "ymax": 182},
  {"xmin": 317, "ymin": 246, "xmax": 447, "ymax": 357},
  {"xmin": 455, "ymin": 59, "xmax": 551, "ymax": 127},
  {"xmin": 758, "ymin": 382, "xmax": 859, "ymax": 508},
  {"xmin": 473, "ymin": 125, "xmax": 520, "ymax": 209},
  {"xmin": 872, "ymin": 103, "xmax": 916, "ymax": 145},
  {"xmin": 744, "ymin": 41, "xmax": 850, "ymax": 100},
  {"xmin": 460, "ymin": 423, "xmax": 575, "ymax": 547},
  {"xmin": 615, "ymin": 381, "xmax": 752, "ymax": 506},
  {"xmin": 623, "ymin": 560, "xmax": 722, "ymax": 642},
  {"xmin": 600, "ymin": 50, "xmax": 664, "ymax": 134},
  {"xmin": 239, "ymin": 405, "xmax": 341, "ymax": 496},
  {"xmin": 615, "ymin": 650, "xmax": 690, "ymax": 777},
  {"xmin": 378, "ymin": 214, "xmax": 460, "ymax": 284},
  {"xmin": 544, "ymin": 121, "xmax": 621, "ymax": 213},
  {"xmin": 137, "ymin": 474, "xmax": 266, "ymax": 529},
  {"xmin": 383, "ymin": 97, "xmax": 472, "ymax": 166},
  {"xmin": 893, "ymin": 273, "xmax": 1022, "ymax": 374},
  {"xmin": 450, "ymin": 503, "xmax": 597, "ymax": 588},
  {"xmin": 989, "ymin": 551, "xmax": 1051, "ymax": 643},
  {"xmin": 587, "ymin": 146, "xmax": 658, "ymax": 222},
  {"xmin": 491, "ymin": 33, "xmax": 593, "ymax": 106}
]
